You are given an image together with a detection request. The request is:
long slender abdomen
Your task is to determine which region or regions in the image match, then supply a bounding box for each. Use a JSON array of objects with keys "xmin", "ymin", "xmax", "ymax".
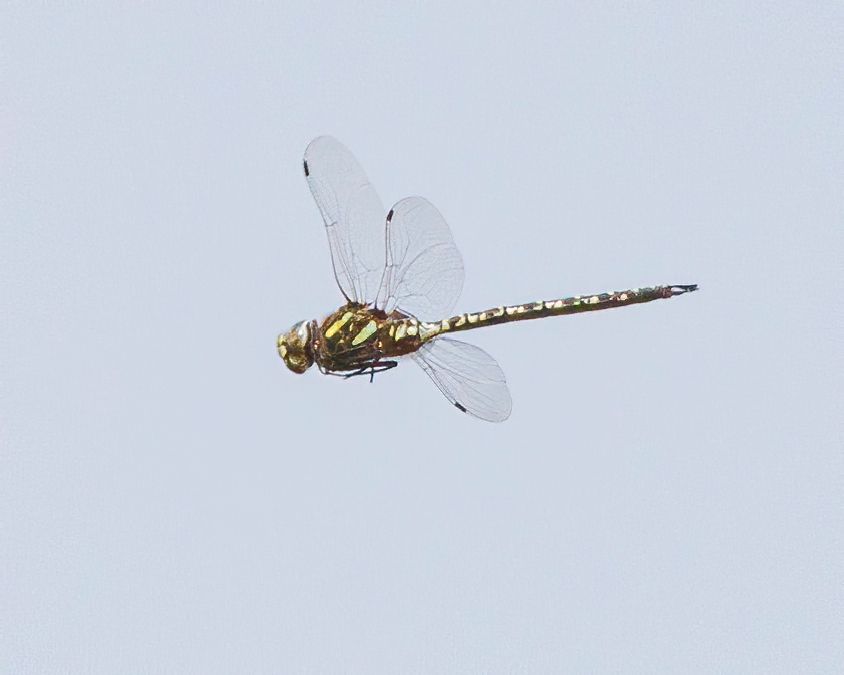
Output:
[{"xmin": 415, "ymin": 284, "xmax": 698, "ymax": 340}]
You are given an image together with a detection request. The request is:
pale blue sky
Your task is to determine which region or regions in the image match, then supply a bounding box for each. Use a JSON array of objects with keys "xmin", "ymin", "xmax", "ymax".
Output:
[{"xmin": 2, "ymin": 3, "xmax": 842, "ymax": 673}]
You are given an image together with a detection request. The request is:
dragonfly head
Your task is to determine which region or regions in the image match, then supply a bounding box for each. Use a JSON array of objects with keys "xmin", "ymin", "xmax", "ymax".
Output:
[{"xmin": 277, "ymin": 320, "xmax": 314, "ymax": 374}]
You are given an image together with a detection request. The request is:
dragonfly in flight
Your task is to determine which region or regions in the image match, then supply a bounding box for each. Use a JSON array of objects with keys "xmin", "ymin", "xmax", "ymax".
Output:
[{"xmin": 277, "ymin": 136, "xmax": 697, "ymax": 421}]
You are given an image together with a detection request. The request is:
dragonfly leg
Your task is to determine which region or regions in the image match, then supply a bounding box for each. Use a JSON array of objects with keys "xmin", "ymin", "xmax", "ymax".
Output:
[
  {"xmin": 342, "ymin": 360, "xmax": 398, "ymax": 381},
  {"xmin": 368, "ymin": 360, "xmax": 397, "ymax": 382},
  {"xmin": 341, "ymin": 365, "xmax": 367, "ymax": 379}
]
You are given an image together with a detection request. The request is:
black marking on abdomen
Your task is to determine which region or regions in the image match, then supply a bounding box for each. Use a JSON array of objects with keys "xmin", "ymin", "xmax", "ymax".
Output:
[{"xmin": 303, "ymin": 160, "xmax": 310, "ymax": 176}]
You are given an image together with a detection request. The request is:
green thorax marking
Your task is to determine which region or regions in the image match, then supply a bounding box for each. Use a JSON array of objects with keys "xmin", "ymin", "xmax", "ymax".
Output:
[{"xmin": 351, "ymin": 319, "xmax": 378, "ymax": 346}]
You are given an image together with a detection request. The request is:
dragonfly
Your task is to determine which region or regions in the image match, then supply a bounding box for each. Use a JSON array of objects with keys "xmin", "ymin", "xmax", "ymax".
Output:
[{"xmin": 277, "ymin": 136, "xmax": 697, "ymax": 421}]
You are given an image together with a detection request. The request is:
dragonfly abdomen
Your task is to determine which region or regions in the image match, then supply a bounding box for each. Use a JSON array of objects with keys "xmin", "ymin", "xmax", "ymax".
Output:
[{"xmin": 410, "ymin": 285, "xmax": 698, "ymax": 340}]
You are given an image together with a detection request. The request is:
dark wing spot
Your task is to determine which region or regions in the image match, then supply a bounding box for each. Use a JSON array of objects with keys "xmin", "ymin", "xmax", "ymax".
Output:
[
  {"xmin": 303, "ymin": 160, "xmax": 309, "ymax": 177},
  {"xmin": 454, "ymin": 402, "xmax": 467, "ymax": 413},
  {"xmin": 386, "ymin": 208, "xmax": 394, "ymax": 221}
]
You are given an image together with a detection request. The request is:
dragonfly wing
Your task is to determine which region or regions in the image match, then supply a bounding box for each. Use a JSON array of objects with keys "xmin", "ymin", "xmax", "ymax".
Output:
[
  {"xmin": 412, "ymin": 337, "xmax": 512, "ymax": 422},
  {"xmin": 375, "ymin": 196, "xmax": 464, "ymax": 321},
  {"xmin": 303, "ymin": 136, "xmax": 386, "ymax": 304}
]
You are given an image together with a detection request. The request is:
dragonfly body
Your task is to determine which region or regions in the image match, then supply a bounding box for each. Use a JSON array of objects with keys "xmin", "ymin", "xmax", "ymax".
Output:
[
  {"xmin": 277, "ymin": 136, "xmax": 697, "ymax": 421},
  {"xmin": 285, "ymin": 285, "xmax": 697, "ymax": 379}
]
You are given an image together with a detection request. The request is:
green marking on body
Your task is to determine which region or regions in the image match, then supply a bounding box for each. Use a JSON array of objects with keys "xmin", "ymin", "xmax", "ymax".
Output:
[
  {"xmin": 325, "ymin": 311, "xmax": 353, "ymax": 338},
  {"xmin": 351, "ymin": 320, "xmax": 377, "ymax": 346}
]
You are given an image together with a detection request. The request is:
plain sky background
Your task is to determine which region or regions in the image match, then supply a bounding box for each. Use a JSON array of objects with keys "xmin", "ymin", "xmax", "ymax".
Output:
[{"xmin": 2, "ymin": 2, "xmax": 842, "ymax": 673}]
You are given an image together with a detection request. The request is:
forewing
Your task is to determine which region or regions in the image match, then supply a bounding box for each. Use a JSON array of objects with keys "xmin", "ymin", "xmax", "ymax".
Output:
[
  {"xmin": 303, "ymin": 136, "xmax": 386, "ymax": 304},
  {"xmin": 412, "ymin": 337, "xmax": 512, "ymax": 422},
  {"xmin": 375, "ymin": 196, "xmax": 464, "ymax": 321}
]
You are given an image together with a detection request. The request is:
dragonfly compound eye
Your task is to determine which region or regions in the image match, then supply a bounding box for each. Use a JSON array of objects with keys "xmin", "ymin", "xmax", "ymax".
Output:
[{"xmin": 277, "ymin": 320, "xmax": 314, "ymax": 374}]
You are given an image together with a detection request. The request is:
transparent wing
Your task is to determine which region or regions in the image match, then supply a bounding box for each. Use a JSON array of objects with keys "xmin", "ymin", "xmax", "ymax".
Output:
[
  {"xmin": 375, "ymin": 196, "xmax": 464, "ymax": 321},
  {"xmin": 303, "ymin": 136, "xmax": 386, "ymax": 304},
  {"xmin": 412, "ymin": 337, "xmax": 512, "ymax": 422}
]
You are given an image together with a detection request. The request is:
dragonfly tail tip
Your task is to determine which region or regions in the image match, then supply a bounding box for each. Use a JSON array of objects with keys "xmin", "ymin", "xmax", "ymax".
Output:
[{"xmin": 670, "ymin": 284, "xmax": 698, "ymax": 296}]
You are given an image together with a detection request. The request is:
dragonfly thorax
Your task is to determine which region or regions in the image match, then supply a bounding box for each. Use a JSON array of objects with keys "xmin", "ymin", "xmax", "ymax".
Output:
[{"xmin": 277, "ymin": 320, "xmax": 314, "ymax": 374}]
